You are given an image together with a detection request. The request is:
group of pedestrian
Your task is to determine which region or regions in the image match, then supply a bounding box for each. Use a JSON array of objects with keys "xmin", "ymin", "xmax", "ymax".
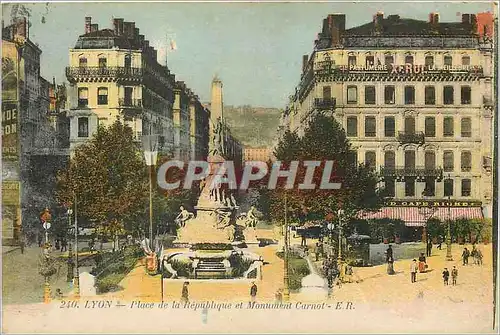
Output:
[
  {"xmin": 466, "ymin": 245, "xmax": 483, "ymax": 265},
  {"xmin": 442, "ymin": 266, "xmax": 458, "ymax": 286},
  {"xmin": 54, "ymin": 238, "xmax": 68, "ymax": 252}
]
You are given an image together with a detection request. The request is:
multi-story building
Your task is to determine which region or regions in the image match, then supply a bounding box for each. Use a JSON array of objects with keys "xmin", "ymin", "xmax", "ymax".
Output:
[
  {"xmin": 65, "ymin": 17, "xmax": 210, "ymax": 161},
  {"xmin": 243, "ymin": 146, "xmax": 273, "ymax": 162},
  {"xmin": 281, "ymin": 12, "xmax": 495, "ymax": 226},
  {"xmin": 2, "ymin": 17, "xmax": 69, "ymax": 244}
]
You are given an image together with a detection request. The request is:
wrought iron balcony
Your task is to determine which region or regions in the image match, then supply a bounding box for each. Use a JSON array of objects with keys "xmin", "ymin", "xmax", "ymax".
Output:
[
  {"xmin": 119, "ymin": 98, "xmax": 142, "ymax": 108},
  {"xmin": 314, "ymin": 98, "xmax": 336, "ymax": 110},
  {"xmin": 397, "ymin": 131, "xmax": 425, "ymax": 144},
  {"xmin": 66, "ymin": 66, "xmax": 143, "ymax": 83},
  {"xmin": 380, "ymin": 166, "xmax": 443, "ymax": 181}
]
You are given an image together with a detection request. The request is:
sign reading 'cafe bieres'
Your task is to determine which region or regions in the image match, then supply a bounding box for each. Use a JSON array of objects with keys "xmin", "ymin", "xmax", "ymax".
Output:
[{"xmin": 385, "ymin": 200, "xmax": 482, "ymax": 207}]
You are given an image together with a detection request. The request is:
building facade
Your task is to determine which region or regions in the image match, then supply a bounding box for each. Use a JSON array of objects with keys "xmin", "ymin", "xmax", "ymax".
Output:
[
  {"xmin": 65, "ymin": 17, "xmax": 209, "ymax": 161},
  {"xmin": 281, "ymin": 12, "xmax": 495, "ymax": 224},
  {"xmin": 2, "ymin": 17, "xmax": 69, "ymax": 244}
]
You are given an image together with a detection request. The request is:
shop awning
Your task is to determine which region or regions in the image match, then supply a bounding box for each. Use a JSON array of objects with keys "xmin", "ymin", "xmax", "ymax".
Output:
[{"xmin": 360, "ymin": 207, "xmax": 483, "ymax": 227}]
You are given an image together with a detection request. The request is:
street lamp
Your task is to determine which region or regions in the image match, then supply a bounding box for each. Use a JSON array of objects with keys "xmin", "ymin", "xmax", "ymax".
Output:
[
  {"xmin": 282, "ymin": 192, "xmax": 290, "ymax": 301},
  {"xmin": 445, "ymin": 174, "xmax": 453, "ymax": 261},
  {"xmin": 66, "ymin": 207, "xmax": 74, "ymax": 282},
  {"xmin": 142, "ymin": 133, "xmax": 159, "ymax": 251},
  {"xmin": 73, "ymin": 194, "xmax": 80, "ymax": 299},
  {"xmin": 337, "ymin": 209, "xmax": 345, "ymax": 282}
]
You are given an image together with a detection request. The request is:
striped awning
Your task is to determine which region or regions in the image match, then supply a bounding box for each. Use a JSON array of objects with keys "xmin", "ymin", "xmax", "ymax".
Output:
[{"xmin": 360, "ymin": 207, "xmax": 484, "ymax": 227}]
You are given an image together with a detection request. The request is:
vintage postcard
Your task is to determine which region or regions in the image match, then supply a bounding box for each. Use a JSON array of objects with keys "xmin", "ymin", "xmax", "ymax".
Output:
[{"xmin": 1, "ymin": 1, "xmax": 498, "ymax": 333}]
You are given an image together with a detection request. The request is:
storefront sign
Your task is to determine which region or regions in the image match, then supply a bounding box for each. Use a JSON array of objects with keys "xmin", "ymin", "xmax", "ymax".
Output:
[
  {"xmin": 2, "ymin": 181, "xmax": 20, "ymax": 206},
  {"xmin": 339, "ymin": 64, "xmax": 483, "ymax": 74},
  {"xmin": 384, "ymin": 200, "xmax": 482, "ymax": 207},
  {"xmin": 2, "ymin": 103, "xmax": 18, "ymax": 160}
]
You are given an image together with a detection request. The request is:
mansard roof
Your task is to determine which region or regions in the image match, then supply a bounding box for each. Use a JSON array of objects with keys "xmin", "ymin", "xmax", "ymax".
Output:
[
  {"xmin": 73, "ymin": 29, "xmax": 142, "ymax": 49},
  {"xmin": 346, "ymin": 16, "xmax": 475, "ymax": 36}
]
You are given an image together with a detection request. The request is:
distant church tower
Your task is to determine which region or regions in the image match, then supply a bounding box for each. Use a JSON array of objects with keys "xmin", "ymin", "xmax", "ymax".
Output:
[{"xmin": 210, "ymin": 75, "xmax": 223, "ymax": 121}]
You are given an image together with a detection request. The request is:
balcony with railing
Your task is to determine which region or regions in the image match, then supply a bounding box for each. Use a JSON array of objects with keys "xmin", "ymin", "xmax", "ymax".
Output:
[
  {"xmin": 314, "ymin": 98, "xmax": 336, "ymax": 111},
  {"xmin": 119, "ymin": 98, "xmax": 142, "ymax": 108},
  {"xmin": 380, "ymin": 166, "xmax": 443, "ymax": 181},
  {"xmin": 66, "ymin": 66, "xmax": 143, "ymax": 83},
  {"xmin": 397, "ymin": 131, "xmax": 425, "ymax": 145}
]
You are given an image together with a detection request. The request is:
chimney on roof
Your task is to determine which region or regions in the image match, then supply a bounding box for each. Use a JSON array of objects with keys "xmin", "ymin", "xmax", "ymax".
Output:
[
  {"xmin": 90, "ymin": 24, "xmax": 98, "ymax": 33},
  {"xmin": 327, "ymin": 14, "xmax": 345, "ymax": 47},
  {"xmin": 462, "ymin": 14, "xmax": 471, "ymax": 24},
  {"xmin": 113, "ymin": 18, "xmax": 120, "ymax": 35},
  {"xmin": 124, "ymin": 22, "xmax": 135, "ymax": 39},
  {"xmin": 134, "ymin": 28, "xmax": 139, "ymax": 42},
  {"xmin": 429, "ymin": 12, "xmax": 439, "ymax": 24},
  {"xmin": 116, "ymin": 18, "xmax": 124, "ymax": 35},
  {"xmin": 85, "ymin": 17, "xmax": 91, "ymax": 34},
  {"xmin": 302, "ymin": 54, "xmax": 309, "ymax": 73},
  {"xmin": 373, "ymin": 11, "xmax": 384, "ymax": 34},
  {"xmin": 462, "ymin": 13, "xmax": 478, "ymax": 33},
  {"xmin": 144, "ymin": 40, "xmax": 149, "ymax": 49},
  {"xmin": 138, "ymin": 34, "xmax": 145, "ymax": 47}
]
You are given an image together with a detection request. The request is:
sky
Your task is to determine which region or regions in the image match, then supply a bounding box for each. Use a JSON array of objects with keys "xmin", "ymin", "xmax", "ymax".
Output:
[{"xmin": 2, "ymin": 1, "xmax": 495, "ymax": 108}]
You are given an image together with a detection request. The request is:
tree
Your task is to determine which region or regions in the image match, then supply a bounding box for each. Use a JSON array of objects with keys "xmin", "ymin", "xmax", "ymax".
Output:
[
  {"xmin": 56, "ymin": 121, "xmax": 148, "ymax": 239},
  {"xmin": 261, "ymin": 113, "xmax": 383, "ymax": 224}
]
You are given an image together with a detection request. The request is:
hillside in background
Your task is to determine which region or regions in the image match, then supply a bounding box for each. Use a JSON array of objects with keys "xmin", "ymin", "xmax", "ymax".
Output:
[{"xmin": 223, "ymin": 105, "xmax": 282, "ymax": 147}]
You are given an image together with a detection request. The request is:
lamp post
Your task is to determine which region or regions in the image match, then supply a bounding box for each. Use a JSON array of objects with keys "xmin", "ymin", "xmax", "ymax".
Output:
[
  {"xmin": 337, "ymin": 209, "xmax": 345, "ymax": 282},
  {"xmin": 73, "ymin": 194, "xmax": 80, "ymax": 299},
  {"xmin": 445, "ymin": 174, "xmax": 453, "ymax": 261},
  {"xmin": 282, "ymin": 192, "xmax": 290, "ymax": 301},
  {"xmin": 142, "ymin": 133, "xmax": 159, "ymax": 251},
  {"xmin": 66, "ymin": 207, "xmax": 74, "ymax": 282}
]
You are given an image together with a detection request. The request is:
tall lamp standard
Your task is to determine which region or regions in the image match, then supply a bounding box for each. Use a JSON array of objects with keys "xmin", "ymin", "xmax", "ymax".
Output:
[
  {"xmin": 337, "ymin": 209, "xmax": 345, "ymax": 282},
  {"xmin": 66, "ymin": 207, "xmax": 74, "ymax": 282},
  {"xmin": 142, "ymin": 134, "xmax": 159, "ymax": 251},
  {"xmin": 282, "ymin": 192, "xmax": 290, "ymax": 301},
  {"xmin": 445, "ymin": 174, "xmax": 453, "ymax": 261},
  {"xmin": 73, "ymin": 194, "xmax": 80, "ymax": 299}
]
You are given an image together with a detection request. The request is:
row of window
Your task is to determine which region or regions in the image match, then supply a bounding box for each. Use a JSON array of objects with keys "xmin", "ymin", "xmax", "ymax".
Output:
[
  {"xmin": 347, "ymin": 54, "xmax": 471, "ymax": 68},
  {"xmin": 346, "ymin": 116, "xmax": 472, "ymax": 138},
  {"xmin": 341, "ymin": 85, "xmax": 472, "ymax": 105},
  {"xmin": 78, "ymin": 87, "xmax": 135, "ymax": 107},
  {"xmin": 384, "ymin": 178, "xmax": 471, "ymax": 198},
  {"xmin": 361, "ymin": 150, "xmax": 473, "ymax": 172},
  {"xmin": 78, "ymin": 55, "xmax": 132, "ymax": 68}
]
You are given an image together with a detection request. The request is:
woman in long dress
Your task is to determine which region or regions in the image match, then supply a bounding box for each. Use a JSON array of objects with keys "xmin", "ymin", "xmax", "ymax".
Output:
[
  {"xmin": 418, "ymin": 253, "xmax": 427, "ymax": 273},
  {"xmin": 387, "ymin": 256, "xmax": 395, "ymax": 275}
]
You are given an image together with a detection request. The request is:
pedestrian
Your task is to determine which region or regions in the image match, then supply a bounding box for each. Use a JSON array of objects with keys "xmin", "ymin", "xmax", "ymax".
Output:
[
  {"xmin": 181, "ymin": 281, "xmax": 189, "ymax": 303},
  {"xmin": 61, "ymin": 239, "xmax": 68, "ymax": 252},
  {"xmin": 471, "ymin": 245, "xmax": 478, "ymax": 264},
  {"xmin": 426, "ymin": 239, "xmax": 432, "ymax": 257},
  {"xmin": 418, "ymin": 252, "xmax": 427, "ymax": 273},
  {"xmin": 275, "ymin": 289, "xmax": 283, "ymax": 303},
  {"xmin": 250, "ymin": 281, "xmax": 258, "ymax": 301},
  {"xmin": 19, "ymin": 234, "xmax": 26, "ymax": 254},
  {"xmin": 37, "ymin": 233, "xmax": 43, "ymax": 247},
  {"xmin": 387, "ymin": 256, "xmax": 395, "ymax": 275},
  {"xmin": 314, "ymin": 242, "xmax": 321, "ymax": 261},
  {"xmin": 410, "ymin": 259, "xmax": 418, "ymax": 283},
  {"xmin": 55, "ymin": 239, "xmax": 60, "ymax": 251},
  {"xmin": 301, "ymin": 234, "xmax": 307, "ymax": 247},
  {"xmin": 437, "ymin": 236, "xmax": 442, "ymax": 250},
  {"xmin": 386, "ymin": 245, "xmax": 393, "ymax": 263},
  {"xmin": 451, "ymin": 266, "xmax": 458, "ymax": 286},
  {"xmin": 442, "ymin": 268, "xmax": 450, "ymax": 285},
  {"xmin": 462, "ymin": 247, "xmax": 470, "ymax": 266},
  {"xmin": 476, "ymin": 248, "xmax": 483, "ymax": 265}
]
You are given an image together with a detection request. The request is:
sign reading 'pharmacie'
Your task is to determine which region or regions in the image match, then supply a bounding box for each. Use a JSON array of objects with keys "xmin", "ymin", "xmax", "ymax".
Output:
[{"xmin": 385, "ymin": 200, "xmax": 482, "ymax": 207}]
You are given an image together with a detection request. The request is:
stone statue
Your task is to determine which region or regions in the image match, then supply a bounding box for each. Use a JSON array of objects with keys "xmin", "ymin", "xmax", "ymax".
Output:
[
  {"xmin": 230, "ymin": 194, "xmax": 238, "ymax": 207},
  {"xmin": 175, "ymin": 206, "xmax": 194, "ymax": 228},
  {"xmin": 245, "ymin": 206, "xmax": 258, "ymax": 228},
  {"xmin": 209, "ymin": 118, "xmax": 225, "ymax": 156},
  {"xmin": 213, "ymin": 208, "xmax": 233, "ymax": 229}
]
